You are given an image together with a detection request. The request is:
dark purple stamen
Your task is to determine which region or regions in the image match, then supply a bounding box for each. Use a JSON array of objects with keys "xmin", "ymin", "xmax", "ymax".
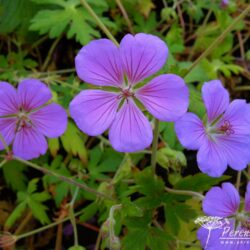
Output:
[{"xmin": 219, "ymin": 120, "xmax": 234, "ymax": 136}]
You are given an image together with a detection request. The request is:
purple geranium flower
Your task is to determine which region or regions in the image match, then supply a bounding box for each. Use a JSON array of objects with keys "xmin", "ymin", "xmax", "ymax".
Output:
[
  {"xmin": 197, "ymin": 182, "xmax": 250, "ymax": 250},
  {"xmin": 175, "ymin": 80, "xmax": 250, "ymax": 177},
  {"xmin": 0, "ymin": 79, "xmax": 67, "ymax": 160},
  {"xmin": 70, "ymin": 33, "xmax": 189, "ymax": 152}
]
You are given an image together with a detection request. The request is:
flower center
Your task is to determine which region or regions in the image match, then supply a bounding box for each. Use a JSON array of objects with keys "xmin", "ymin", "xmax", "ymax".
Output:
[
  {"xmin": 218, "ymin": 120, "xmax": 234, "ymax": 136},
  {"xmin": 118, "ymin": 87, "xmax": 134, "ymax": 100},
  {"xmin": 16, "ymin": 112, "xmax": 32, "ymax": 131},
  {"xmin": 206, "ymin": 119, "xmax": 234, "ymax": 138}
]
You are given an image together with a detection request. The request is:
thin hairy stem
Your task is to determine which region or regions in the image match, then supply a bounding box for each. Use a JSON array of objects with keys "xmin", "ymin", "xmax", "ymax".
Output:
[
  {"xmin": 0, "ymin": 133, "xmax": 9, "ymax": 152},
  {"xmin": 14, "ymin": 157, "xmax": 114, "ymax": 201},
  {"xmin": 165, "ymin": 186, "xmax": 205, "ymax": 200},
  {"xmin": 183, "ymin": 5, "xmax": 250, "ymax": 78},
  {"xmin": 236, "ymin": 171, "xmax": 242, "ymax": 191},
  {"xmin": 0, "ymin": 159, "xmax": 7, "ymax": 168},
  {"xmin": 16, "ymin": 210, "xmax": 83, "ymax": 241},
  {"xmin": 115, "ymin": 0, "xmax": 134, "ymax": 33},
  {"xmin": 41, "ymin": 35, "xmax": 62, "ymax": 71},
  {"xmin": 151, "ymin": 119, "xmax": 160, "ymax": 174},
  {"xmin": 69, "ymin": 187, "xmax": 80, "ymax": 246},
  {"xmin": 80, "ymin": 0, "xmax": 119, "ymax": 46}
]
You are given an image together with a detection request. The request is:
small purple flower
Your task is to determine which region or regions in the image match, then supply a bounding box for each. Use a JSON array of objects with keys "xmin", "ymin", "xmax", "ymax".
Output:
[
  {"xmin": 70, "ymin": 33, "xmax": 189, "ymax": 152},
  {"xmin": 220, "ymin": 0, "xmax": 229, "ymax": 8},
  {"xmin": 197, "ymin": 182, "xmax": 250, "ymax": 250},
  {"xmin": 175, "ymin": 80, "xmax": 250, "ymax": 177},
  {"xmin": 0, "ymin": 79, "xmax": 67, "ymax": 160}
]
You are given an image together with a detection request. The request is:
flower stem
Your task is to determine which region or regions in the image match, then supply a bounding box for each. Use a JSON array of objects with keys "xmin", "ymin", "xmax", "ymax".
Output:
[
  {"xmin": 151, "ymin": 119, "xmax": 160, "ymax": 175},
  {"xmin": 183, "ymin": 5, "xmax": 250, "ymax": 78},
  {"xmin": 107, "ymin": 204, "xmax": 122, "ymax": 250},
  {"xmin": 32, "ymin": 68, "xmax": 75, "ymax": 76},
  {"xmin": 0, "ymin": 159, "xmax": 7, "ymax": 168},
  {"xmin": 243, "ymin": 170, "xmax": 250, "ymax": 180},
  {"xmin": 13, "ymin": 156, "xmax": 114, "ymax": 201},
  {"xmin": 165, "ymin": 186, "xmax": 204, "ymax": 200},
  {"xmin": 79, "ymin": 0, "xmax": 119, "ymax": 46},
  {"xmin": 41, "ymin": 35, "xmax": 62, "ymax": 71},
  {"xmin": 115, "ymin": 0, "xmax": 134, "ymax": 33},
  {"xmin": 69, "ymin": 187, "xmax": 80, "ymax": 246},
  {"xmin": 236, "ymin": 171, "xmax": 242, "ymax": 191},
  {"xmin": 16, "ymin": 210, "xmax": 83, "ymax": 241},
  {"xmin": 0, "ymin": 133, "xmax": 9, "ymax": 153}
]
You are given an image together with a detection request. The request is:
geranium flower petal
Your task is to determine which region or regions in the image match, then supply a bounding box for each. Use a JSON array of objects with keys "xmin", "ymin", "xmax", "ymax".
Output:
[
  {"xmin": 197, "ymin": 139, "xmax": 227, "ymax": 177},
  {"xmin": 0, "ymin": 118, "xmax": 17, "ymax": 150},
  {"xmin": 217, "ymin": 100, "xmax": 250, "ymax": 135},
  {"xmin": 29, "ymin": 103, "xmax": 67, "ymax": 138},
  {"xmin": 109, "ymin": 99, "xmax": 153, "ymax": 152},
  {"xmin": 0, "ymin": 82, "xmax": 19, "ymax": 116},
  {"xmin": 245, "ymin": 182, "xmax": 250, "ymax": 212},
  {"xmin": 136, "ymin": 74, "xmax": 188, "ymax": 121},
  {"xmin": 215, "ymin": 100, "xmax": 250, "ymax": 171},
  {"xmin": 216, "ymin": 135, "xmax": 250, "ymax": 171},
  {"xmin": 13, "ymin": 127, "xmax": 48, "ymax": 160},
  {"xmin": 18, "ymin": 79, "xmax": 52, "ymax": 112},
  {"xmin": 70, "ymin": 90, "xmax": 120, "ymax": 136},
  {"xmin": 120, "ymin": 33, "xmax": 168, "ymax": 85},
  {"xmin": 202, "ymin": 183, "xmax": 240, "ymax": 217},
  {"xmin": 175, "ymin": 112, "xmax": 206, "ymax": 150},
  {"xmin": 75, "ymin": 39, "xmax": 123, "ymax": 87},
  {"xmin": 202, "ymin": 80, "xmax": 229, "ymax": 123}
]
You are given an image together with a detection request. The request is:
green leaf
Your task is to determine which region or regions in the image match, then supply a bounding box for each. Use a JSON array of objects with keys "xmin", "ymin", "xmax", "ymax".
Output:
[
  {"xmin": 174, "ymin": 173, "xmax": 231, "ymax": 192},
  {"xmin": 66, "ymin": 7, "xmax": 99, "ymax": 44},
  {"xmin": 134, "ymin": 167, "xmax": 165, "ymax": 197},
  {"xmin": 156, "ymin": 147, "xmax": 186, "ymax": 171},
  {"xmin": 30, "ymin": 9, "xmax": 70, "ymax": 37},
  {"xmin": 61, "ymin": 121, "xmax": 88, "ymax": 164},
  {"xmin": 210, "ymin": 59, "xmax": 243, "ymax": 77},
  {"xmin": 123, "ymin": 218, "xmax": 172, "ymax": 250},
  {"xmin": 147, "ymin": 227, "xmax": 172, "ymax": 250},
  {"xmin": 29, "ymin": 0, "xmax": 101, "ymax": 44},
  {"xmin": 122, "ymin": 228, "xmax": 148, "ymax": 250},
  {"xmin": 88, "ymin": 147, "xmax": 123, "ymax": 180},
  {"xmin": 31, "ymin": 192, "xmax": 51, "ymax": 202},
  {"xmin": 194, "ymin": 24, "xmax": 233, "ymax": 58},
  {"xmin": 134, "ymin": 12, "xmax": 158, "ymax": 33},
  {"xmin": 164, "ymin": 203, "xmax": 180, "ymax": 235},
  {"xmin": 2, "ymin": 160, "xmax": 27, "ymax": 191},
  {"xmin": 48, "ymin": 138, "xmax": 60, "ymax": 157},
  {"xmin": 0, "ymin": 0, "xmax": 38, "ymax": 35},
  {"xmin": 175, "ymin": 204, "xmax": 197, "ymax": 222},
  {"xmin": 188, "ymin": 85, "xmax": 206, "ymax": 118},
  {"xmin": 68, "ymin": 246, "xmax": 86, "ymax": 250},
  {"xmin": 54, "ymin": 181, "xmax": 72, "ymax": 207},
  {"xmin": 0, "ymin": 52, "xmax": 37, "ymax": 82},
  {"xmin": 161, "ymin": 7, "xmax": 177, "ymax": 22},
  {"xmin": 28, "ymin": 199, "xmax": 50, "ymax": 224},
  {"xmin": 27, "ymin": 178, "xmax": 39, "ymax": 194},
  {"xmin": 5, "ymin": 202, "xmax": 27, "ymax": 228},
  {"xmin": 121, "ymin": 200, "xmax": 143, "ymax": 218},
  {"xmin": 79, "ymin": 202, "xmax": 98, "ymax": 222},
  {"xmin": 165, "ymin": 23, "xmax": 184, "ymax": 54},
  {"xmin": 161, "ymin": 122, "xmax": 183, "ymax": 150},
  {"xmin": 136, "ymin": 0, "xmax": 154, "ymax": 17}
]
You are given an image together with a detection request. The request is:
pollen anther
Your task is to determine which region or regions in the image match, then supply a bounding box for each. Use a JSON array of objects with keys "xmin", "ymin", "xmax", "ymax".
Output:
[{"xmin": 219, "ymin": 120, "xmax": 234, "ymax": 136}]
